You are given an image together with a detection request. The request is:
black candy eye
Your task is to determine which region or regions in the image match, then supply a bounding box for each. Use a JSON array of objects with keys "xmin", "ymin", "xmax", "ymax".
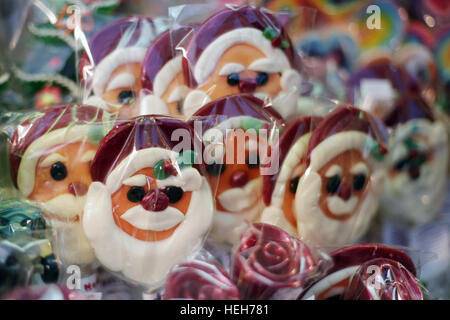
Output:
[
  {"xmin": 227, "ymin": 73, "xmax": 240, "ymax": 86},
  {"xmin": 118, "ymin": 90, "xmax": 136, "ymax": 105},
  {"xmin": 206, "ymin": 162, "xmax": 226, "ymax": 176},
  {"xmin": 127, "ymin": 186, "xmax": 146, "ymax": 203},
  {"xmin": 5, "ymin": 255, "xmax": 17, "ymax": 266},
  {"xmin": 164, "ymin": 186, "xmax": 183, "ymax": 204},
  {"xmin": 289, "ymin": 177, "xmax": 299, "ymax": 194},
  {"xmin": 246, "ymin": 154, "xmax": 260, "ymax": 169},
  {"xmin": 256, "ymin": 72, "xmax": 269, "ymax": 86},
  {"xmin": 326, "ymin": 175, "xmax": 341, "ymax": 194},
  {"xmin": 353, "ymin": 174, "xmax": 366, "ymax": 191},
  {"xmin": 0, "ymin": 217, "xmax": 8, "ymax": 226},
  {"xmin": 394, "ymin": 158, "xmax": 408, "ymax": 171},
  {"xmin": 31, "ymin": 217, "xmax": 46, "ymax": 230},
  {"xmin": 41, "ymin": 254, "xmax": 59, "ymax": 283},
  {"xmin": 20, "ymin": 219, "xmax": 32, "ymax": 227},
  {"xmin": 50, "ymin": 162, "xmax": 67, "ymax": 181}
]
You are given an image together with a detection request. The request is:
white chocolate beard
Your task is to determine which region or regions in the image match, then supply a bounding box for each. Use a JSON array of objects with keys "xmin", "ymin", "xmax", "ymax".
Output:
[
  {"xmin": 38, "ymin": 193, "xmax": 94, "ymax": 265},
  {"xmin": 217, "ymin": 178, "xmax": 262, "ymax": 212},
  {"xmin": 211, "ymin": 177, "xmax": 264, "ymax": 244},
  {"xmin": 295, "ymin": 171, "xmax": 380, "ymax": 250},
  {"xmin": 40, "ymin": 193, "xmax": 86, "ymax": 224},
  {"xmin": 120, "ymin": 205, "xmax": 185, "ymax": 231},
  {"xmin": 326, "ymin": 196, "xmax": 359, "ymax": 216},
  {"xmin": 82, "ymin": 180, "xmax": 214, "ymax": 287}
]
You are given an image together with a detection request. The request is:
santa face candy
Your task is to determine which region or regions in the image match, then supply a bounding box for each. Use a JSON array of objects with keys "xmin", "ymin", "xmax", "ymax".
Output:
[
  {"xmin": 301, "ymin": 243, "xmax": 420, "ymax": 300},
  {"xmin": 295, "ymin": 106, "xmax": 387, "ymax": 249},
  {"xmin": 9, "ymin": 105, "xmax": 109, "ymax": 265},
  {"xmin": 141, "ymin": 26, "xmax": 194, "ymax": 117},
  {"xmin": 83, "ymin": 116, "xmax": 214, "ymax": 286},
  {"xmin": 261, "ymin": 117, "xmax": 322, "ymax": 236},
  {"xmin": 193, "ymin": 94, "xmax": 284, "ymax": 245},
  {"xmin": 380, "ymin": 95, "xmax": 448, "ymax": 225},
  {"xmin": 81, "ymin": 16, "xmax": 166, "ymax": 119},
  {"xmin": 182, "ymin": 5, "xmax": 302, "ymax": 119}
]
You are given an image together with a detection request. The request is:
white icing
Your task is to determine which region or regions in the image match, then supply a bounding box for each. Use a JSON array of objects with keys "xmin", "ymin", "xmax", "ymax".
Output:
[
  {"xmin": 325, "ymin": 165, "xmax": 342, "ymax": 178},
  {"xmin": 182, "ymin": 89, "xmax": 211, "ymax": 117},
  {"xmin": 248, "ymin": 58, "xmax": 282, "ymax": 73},
  {"xmin": 120, "ymin": 205, "xmax": 185, "ymax": 231},
  {"xmin": 106, "ymin": 72, "xmax": 136, "ymax": 92},
  {"xmin": 40, "ymin": 193, "xmax": 86, "ymax": 220},
  {"xmin": 326, "ymin": 196, "xmax": 359, "ymax": 215},
  {"xmin": 105, "ymin": 148, "xmax": 178, "ymax": 194},
  {"xmin": 139, "ymin": 94, "xmax": 169, "ymax": 116},
  {"xmin": 82, "ymin": 176, "xmax": 213, "ymax": 286},
  {"xmin": 309, "ymin": 131, "xmax": 374, "ymax": 172},
  {"xmin": 17, "ymin": 125, "xmax": 92, "ymax": 197},
  {"xmin": 167, "ymin": 85, "xmax": 189, "ymax": 103},
  {"xmin": 350, "ymin": 162, "xmax": 369, "ymax": 175},
  {"xmin": 39, "ymin": 153, "xmax": 68, "ymax": 168},
  {"xmin": 156, "ymin": 167, "xmax": 202, "ymax": 191},
  {"xmin": 217, "ymin": 177, "xmax": 262, "ymax": 212},
  {"xmin": 153, "ymin": 56, "xmax": 183, "ymax": 97},
  {"xmin": 80, "ymin": 150, "xmax": 97, "ymax": 163},
  {"xmin": 123, "ymin": 174, "xmax": 148, "ymax": 187},
  {"xmin": 93, "ymin": 47, "xmax": 147, "ymax": 96},
  {"xmin": 193, "ymin": 28, "xmax": 291, "ymax": 85},
  {"xmin": 271, "ymin": 69, "xmax": 301, "ymax": 119},
  {"xmin": 218, "ymin": 63, "xmax": 245, "ymax": 76}
]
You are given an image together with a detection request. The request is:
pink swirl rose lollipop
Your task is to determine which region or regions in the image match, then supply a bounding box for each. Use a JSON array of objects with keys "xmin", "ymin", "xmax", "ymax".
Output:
[
  {"xmin": 164, "ymin": 260, "xmax": 240, "ymax": 300},
  {"xmin": 232, "ymin": 223, "xmax": 317, "ymax": 300}
]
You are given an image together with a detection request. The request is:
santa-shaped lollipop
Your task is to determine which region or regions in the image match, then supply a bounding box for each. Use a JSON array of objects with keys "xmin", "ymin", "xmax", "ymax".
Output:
[
  {"xmin": 141, "ymin": 26, "xmax": 194, "ymax": 117},
  {"xmin": 81, "ymin": 16, "xmax": 166, "ymax": 119},
  {"xmin": 294, "ymin": 106, "xmax": 387, "ymax": 249},
  {"xmin": 260, "ymin": 117, "xmax": 322, "ymax": 235},
  {"xmin": 380, "ymin": 95, "xmax": 448, "ymax": 225},
  {"xmin": 192, "ymin": 94, "xmax": 283, "ymax": 244},
  {"xmin": 182, "ymin": 6, "xmax": 302, "ymax": 119},
  {"xmin": 82, "ymin": 116, "xmax": 214, "ymax": 286},
  {"xmin": 9, "ymin": 105, "xmax": 110, "ymax": 265}
]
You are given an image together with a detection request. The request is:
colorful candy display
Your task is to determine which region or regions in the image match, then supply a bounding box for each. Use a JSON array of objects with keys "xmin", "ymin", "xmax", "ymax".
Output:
[{"xmin": 0, "ymin": 1, "xmax": 447, "ymax": 300}]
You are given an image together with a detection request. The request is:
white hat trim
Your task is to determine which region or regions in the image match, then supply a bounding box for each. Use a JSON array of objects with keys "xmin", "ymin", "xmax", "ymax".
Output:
[
  {"xmin": 17, "ymin": 125, "xmax": 92, "ymax": 197},
  {"xmin": 93, "ymin": 47, "xmax": 147, "ymax": 96},
  {"xmin": 153, "ymin": 55, "xmax": 183, "ymax": 97},
  {"xmin": 309, "ymin": 131, "xmax": 374, "ymax": 172},
  {"xmin": 194, "ymin": 27, "xmax": 291, "ymax": 85}
]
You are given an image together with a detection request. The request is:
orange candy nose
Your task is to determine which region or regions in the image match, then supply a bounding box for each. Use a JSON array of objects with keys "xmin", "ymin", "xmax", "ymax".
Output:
[{"xmin": 68, "ymin": 182, "xmax": 89, "ymax": 196}]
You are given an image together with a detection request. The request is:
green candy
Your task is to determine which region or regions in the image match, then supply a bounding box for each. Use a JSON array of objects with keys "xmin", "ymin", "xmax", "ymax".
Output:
[
  {"xmin": 88, "ymin": 126, "xmax": 104, "ymax": 146},
  {"xmin": 263, "ymin": 27, "xmax": 279, "ymax": 41},
  {"xmin": 280, "ymin": 40, "xmax": 290, "ymax": 49},
  {"xmin": 241, "ymin": 117, "xmax": 265, "ymax": 133},
  {"xmin": 153, "ymin": 159, "xmax": 169, "ymax": 180}
]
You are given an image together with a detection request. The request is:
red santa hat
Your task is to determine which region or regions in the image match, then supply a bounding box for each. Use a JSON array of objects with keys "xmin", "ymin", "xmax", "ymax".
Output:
[
  {"xmin": 9, "ymin": 105, "xmax": 107, "ymax": 197},
  {"xmin": 80, "ymin": 16, "xmax": 164, "ymax": 97},
  {"xmin": 90, "ymin": 115, "xmax": 202, "ymax": 194},
  {"xmin": 306, "ymin": 106, "xmax": 388, "ymax": 172},
  {"xmin": 183, "ymin": 5, "xmax": 301, "ymax": 88},
  {"xmin": 141, "ymin": 26, "xmax": 194, "ymax": 98}
]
